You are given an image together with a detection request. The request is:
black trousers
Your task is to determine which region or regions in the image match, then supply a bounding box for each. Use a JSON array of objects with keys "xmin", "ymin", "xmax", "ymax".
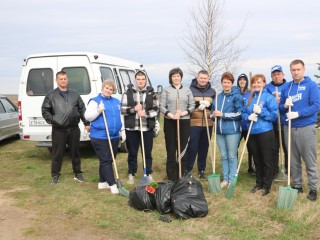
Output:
[
  {"xmin": 51, "ymin": 127, "xmax": 82, "ymax": 177},
  {"xmin": 91, "ymin": 137, "xmax": 118, "ymax": 185},
  {"xmin": 239, "ymin": 130, "xmax": 255, "ymax": 172},
  {"xmin": 126, "ymin": 129, "xmax": 154, "ymax": 175},
  {"xmin": 247, "ymin": 130, "xmax": 274, "ymax": 190},
  {"xmin": 164, "ymin": 118, "xmax": 190, "ymax": 181}
]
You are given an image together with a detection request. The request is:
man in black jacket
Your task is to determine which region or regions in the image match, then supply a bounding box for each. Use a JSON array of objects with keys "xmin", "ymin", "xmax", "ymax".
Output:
[{"xmin": 42, "ymin": 71, "xmax": 90, "ymax": 184}]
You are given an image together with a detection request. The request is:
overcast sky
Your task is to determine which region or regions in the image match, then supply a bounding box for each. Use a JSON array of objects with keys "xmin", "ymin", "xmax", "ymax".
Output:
[{"xmin": 1, "ymin": 0, "xmax": 320, "ymax": 94}]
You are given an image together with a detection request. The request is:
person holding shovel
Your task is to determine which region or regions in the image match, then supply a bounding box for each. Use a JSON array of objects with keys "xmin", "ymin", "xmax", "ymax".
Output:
[
  {"xmin": 85, "ymin": 80, "xmax": 124, "ymax": 194},
  {"xmin": 242, "ymin": 74, "xmax": 278, "ymax": 196},
  {"xmin": 279, "ymin": 59, "xmax": 320, "ymax": 201},
  {"xmin": 211, "ymin": 72, "xmax": 243, "ymax": 189},
  {"xmin": 121, "ymin": 71, "xmax": 160, "ymax": 185},
  {"xmin": 185, "ymin": 70, "xmax": 215, "ymax": 179},
  {"xmin": 265, "ymin": 65, "xmax": 289, "ymax": 180},
  {"xmin": 160, "ymin": 67, "xmax": 195, "ymax": 181}
]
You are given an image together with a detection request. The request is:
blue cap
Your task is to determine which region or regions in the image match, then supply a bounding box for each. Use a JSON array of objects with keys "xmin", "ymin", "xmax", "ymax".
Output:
[{"xmin": 271, "ymin": 65, "xmax": 283, "ymax": 73}]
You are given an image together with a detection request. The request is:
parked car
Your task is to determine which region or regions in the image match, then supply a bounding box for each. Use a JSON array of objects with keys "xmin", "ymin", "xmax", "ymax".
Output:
[{"xmin": 0, "ymin": 95, "xmax": 19, "ymax": 141}]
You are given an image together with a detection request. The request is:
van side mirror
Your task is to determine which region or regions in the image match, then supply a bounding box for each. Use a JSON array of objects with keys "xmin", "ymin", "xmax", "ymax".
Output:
[{"xmin": 157, "ymin": 85, "xmax": 163, "ymax": 95}]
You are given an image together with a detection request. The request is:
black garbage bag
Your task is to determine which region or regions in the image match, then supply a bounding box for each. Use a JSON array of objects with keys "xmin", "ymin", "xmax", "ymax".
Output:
[
  {"xmin": 171, "ymin": 176, "xmax": 208, "ymax": 219},
  {"xmin": 155, "ymin": 182, "xmax": 175, "ymax": 214},
  {"xmin": 128, "ymin": 186, "xmax": 156, "ymax": 211}
]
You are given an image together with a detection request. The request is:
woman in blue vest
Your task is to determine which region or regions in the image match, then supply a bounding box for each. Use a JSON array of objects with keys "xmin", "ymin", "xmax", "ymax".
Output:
[{"xmin": 85, "ymin": 80, "xmax": 124, "ymax": 194}]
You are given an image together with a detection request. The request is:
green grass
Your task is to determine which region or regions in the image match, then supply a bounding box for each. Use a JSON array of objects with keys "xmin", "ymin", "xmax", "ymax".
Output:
[{"xmin": 1, "ymin": 125, "xmax": 320, "ymax": 239}]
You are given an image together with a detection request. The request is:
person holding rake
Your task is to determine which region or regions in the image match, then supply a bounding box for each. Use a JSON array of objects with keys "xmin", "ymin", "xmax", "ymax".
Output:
[
  {"xmin": 84, "ymin": 80, "xmax": 125, "ymax": 194},
  {"xmin": 160, "ymin": 67, "xmax": 195, "ymax": 181},
  {"xmin": 211, "ymin": 72, "xmax": 243, "ymax": 189},
  {"xmin": 121, "ymin": 71, "xmax": 160, "ymax": 185},
  {"xmin": 242, "ymin": 74, "xmax": 278, "ymax": 196}
]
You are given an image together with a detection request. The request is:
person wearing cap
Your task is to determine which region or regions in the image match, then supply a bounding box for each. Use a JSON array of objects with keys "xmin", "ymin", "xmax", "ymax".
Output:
[
  {"xmin": 121, "ymin": 71, "xmax": 160, "ymax": 184},
  {"xmin": 242, "ymin": 74, "xmax": 278, "ymax": 196},
  {"xmin": 265, "ymin": 65, "xmax": 289, "ymax": 180},
  {"xmin": 211, "ymin": 72, "xmax": 243, "ymax": 189},
  {"xmin": 279, "ymin": 59, "xmax": 320, "ymax": 201},
  {"xmin": 237, "ymin": 73, "xmax": 255, "ymax": 176},
  {"xmin": 185, "ymin": 70, "xmax": 216, "ymax": 179},
  {"xmin": 160, "ymin": 67, "xmax": 195, "ymax": 181}
]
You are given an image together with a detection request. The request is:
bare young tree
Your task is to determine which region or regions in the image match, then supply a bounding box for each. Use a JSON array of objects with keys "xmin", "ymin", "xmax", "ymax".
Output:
[{"xmin": 181, "ymin": 0, "xmax": 246, "ymax": 88}]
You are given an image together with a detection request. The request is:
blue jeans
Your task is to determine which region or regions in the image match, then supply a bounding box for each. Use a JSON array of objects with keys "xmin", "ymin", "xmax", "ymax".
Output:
[{"xmin": 216, "ymin": 133, "xmax": 240, "ymax": 182}]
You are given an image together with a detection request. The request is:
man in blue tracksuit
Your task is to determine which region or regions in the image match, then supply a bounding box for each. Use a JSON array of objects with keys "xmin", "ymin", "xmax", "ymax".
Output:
[
  {"xmin": 279, "ymin": 59, "xmax": 320, "ymax": 201},
  {"xmin": 265, "ymin": 65, "xmax": 289, "ymax": 179}
]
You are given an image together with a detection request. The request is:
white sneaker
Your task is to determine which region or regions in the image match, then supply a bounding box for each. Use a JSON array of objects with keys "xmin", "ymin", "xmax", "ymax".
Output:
[
  {"xmin": 148, "ymin": 174, "xmax": 154, "ymax": 182},
  {"xmin": 98, "ymin": 182, "xmax": 110, "ymax": 190},
  {"xmin": 127, "ymin": 174, "xmax": 134, "ymax": 184},
  {"xmin": 221, "ymin": 181, "xmax": 229, "ymax": 189},
  {"xmin": 110, "ymin": 184, "xmax": 119, "ymax": 194}
]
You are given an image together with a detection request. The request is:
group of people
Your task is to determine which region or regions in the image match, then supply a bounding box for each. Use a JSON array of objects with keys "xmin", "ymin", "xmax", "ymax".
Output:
[{"xmin": 41, "ymin": 59, "xmax": 319, "ymax": 201}]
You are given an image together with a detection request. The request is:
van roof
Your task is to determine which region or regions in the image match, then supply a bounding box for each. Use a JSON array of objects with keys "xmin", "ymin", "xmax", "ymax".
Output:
[{"xmin": 24, "ymin": 52, "xmax": 144, "ymax": 69}]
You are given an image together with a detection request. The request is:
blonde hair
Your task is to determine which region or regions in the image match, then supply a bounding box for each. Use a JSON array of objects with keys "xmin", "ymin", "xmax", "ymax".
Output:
[
  {"xmin": 247, "ymin": 74, "xmax": 266, "ymax": 107},
  {"xmin": 101, "ymin": 80, "xmax": 117, "ymax": 94}
]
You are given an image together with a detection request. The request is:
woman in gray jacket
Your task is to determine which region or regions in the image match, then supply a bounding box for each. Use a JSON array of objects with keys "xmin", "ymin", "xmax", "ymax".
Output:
[{"xmin": 160, "ymin": 67, "xmax": 195, "ymax": 181}]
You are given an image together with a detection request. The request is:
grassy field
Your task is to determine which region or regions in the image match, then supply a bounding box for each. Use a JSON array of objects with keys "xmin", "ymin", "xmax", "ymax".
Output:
[{"xmin": 1, "ymin": 105, "xmax": 320, "ymax": 239}]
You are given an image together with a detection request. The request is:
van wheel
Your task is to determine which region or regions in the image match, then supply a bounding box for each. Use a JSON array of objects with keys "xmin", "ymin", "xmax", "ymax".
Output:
[{"xmin": 118, "ymin": 142, "xmax": 127, "ymax": 153}]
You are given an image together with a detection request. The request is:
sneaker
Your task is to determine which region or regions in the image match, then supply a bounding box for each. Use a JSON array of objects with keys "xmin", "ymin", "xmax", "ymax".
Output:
[
  {"xmin": 51, "ymin": 176, "xmax": 59, "ymax": 185},
  {"xmin": 292, "ymin": 186, "xmax": 303, "ymax": 193},
  {"xmin": 73, "ymin": 173, "xmax": 84, "ymax": 182},
  {"xmin": 98, "ymin": 182, "xmax": 110, "ymax": 190},
  {"xmin": 127, "ymin": 174, "xmax": 135, "ymax": 184},
  {"xmin": 147, "ymin": 174, "xmax": 154, "ymax": 182},
  {"xmin": 198, "ymin": 171, "xmax": 205, "ymax": 179},
  {"xmin": 307, "ymin": 190, "xmax": 317, "ymax": 201},
  {"xmin": 110, "ymin": 184, "xmax": 119, "ymax": 194},
  {"xmin": 221, "ymin": 181, "xmax": 229, "ymax": 189}
]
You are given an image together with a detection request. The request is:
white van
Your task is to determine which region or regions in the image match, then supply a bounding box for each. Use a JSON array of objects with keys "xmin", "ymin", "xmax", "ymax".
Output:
[{"xmin": 18, "ymin": 52, "xmax": 162, "ymax": 151}]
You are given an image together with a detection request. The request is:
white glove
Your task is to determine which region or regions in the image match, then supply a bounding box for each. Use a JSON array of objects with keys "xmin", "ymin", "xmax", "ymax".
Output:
[
  {"xmin": 284, "ymin": 97, "xmax": 293, "ymax": 108},
  {"xmin": 98, "ymin": 101, "xmax": 105, "ymax": 113},
  {"xmin": 286, "ymin": 112, "xmax": 299, "ymax": 120},
  {"xmin": 248, "ymin": 113, "xmax": 258, "ymax": 122},
  {"xmin": 120, "ymin": 130, "xmax": 126, "ymax": 143},
  {"xmin": 198, "ymin": 103, "xmax": 206, "ymax": 111},
  {"xmin": 200, "ymin": 100, "xmax": 211, "ymax": 108},
  {"xmin": 154, "ymin": 120, "xmax": 160, "ymax": 137},
  {"xmin": 253, "ymin": 104, "xmax": 261, "ymax": 114}
]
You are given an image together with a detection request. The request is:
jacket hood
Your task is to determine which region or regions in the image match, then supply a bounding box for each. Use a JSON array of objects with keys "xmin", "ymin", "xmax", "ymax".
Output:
[{"xmin": 237, "ymin": 73, "xmax": 249, "ymax": 91}]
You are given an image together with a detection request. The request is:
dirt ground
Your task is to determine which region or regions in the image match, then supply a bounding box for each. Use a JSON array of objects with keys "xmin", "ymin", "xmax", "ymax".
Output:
[{"xmin": 0, "ymin": 189, "xmax": 34, "ymax": 240}]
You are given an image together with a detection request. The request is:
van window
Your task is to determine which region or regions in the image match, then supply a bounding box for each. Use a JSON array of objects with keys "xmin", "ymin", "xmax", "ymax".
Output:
[
  {"xmin": 100, "ymin": 67, "xmax": 122, "ymax": 94},
  {"xmin": 62, "ymin": 67, "xmax": 91, "ymax": 95},
  {"xmin": 26, "ymin": 69, "xmax": 54, "ymax": 96},
  {"xmin": 119, "ymin": 69, "xmax": 135, "ymax": 91}
]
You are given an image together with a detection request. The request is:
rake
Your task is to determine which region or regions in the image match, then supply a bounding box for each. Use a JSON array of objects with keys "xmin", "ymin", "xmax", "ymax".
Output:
[
  {"xmin": 101, "ymin": 109, "xmax": 129, "ymax": 197},
  {"xmin": 225, "ymin": 88, "xmax": 262, "ymax": 199},
  {"xmin": 136, "ymin": 92, "xmax": 151, "ymax": 187},
  {"xmin": 274, "ymin": 87, "xmax": 288, "ymax": 182},
  {"xmin": 207, "ymin": 90, "xmax": 221, "ymax": 193},
  {"xmin": 277, "ymin": 103, "xmax": 298, "ymax": 209}
]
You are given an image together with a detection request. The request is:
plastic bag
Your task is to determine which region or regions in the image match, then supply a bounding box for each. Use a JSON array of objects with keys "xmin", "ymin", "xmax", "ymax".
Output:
[
  {"xmin": 128, "ymin": 186, "xmax": 156, "ymax": 211},
  {"xmin": 155, "ymin": 182, "xmax": 175, "ymax": 214},
  {"xmin": 171, "ymin": 176, "xmax": 208, "ymax": 219}
]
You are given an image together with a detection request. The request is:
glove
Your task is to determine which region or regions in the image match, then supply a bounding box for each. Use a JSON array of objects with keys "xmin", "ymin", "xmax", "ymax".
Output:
[
  {"xmin": 120, "ymin": 130, "xmax": 126, "ymax": 143},
  {"xmin": 97, "ymin": 101, "xmax": 105, "ymax": 113},
  {"xmin": 284, "ymin": 97, "xmax": 293, "ymax": 108},
  {"xmin": 286, "ymin": 112, "xmax": 299, "ymax": 120},
  {"xmin": 153, "ymin": 120, "xmax": 160, "ymax": 137},
  {"xmin": 200, "ymin": 100, "xmax": 211, "ymax": 108},
  {"xmin": 253, "ymin": 104, "xmax": 261, "ymax": 114},
  {"xmin": 248, "ymin": 113, "xmax": 258, "ymax": 122},
  {"xmin": 198, "ymin": 103, "xmax": 206, "ymax": 111}
]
